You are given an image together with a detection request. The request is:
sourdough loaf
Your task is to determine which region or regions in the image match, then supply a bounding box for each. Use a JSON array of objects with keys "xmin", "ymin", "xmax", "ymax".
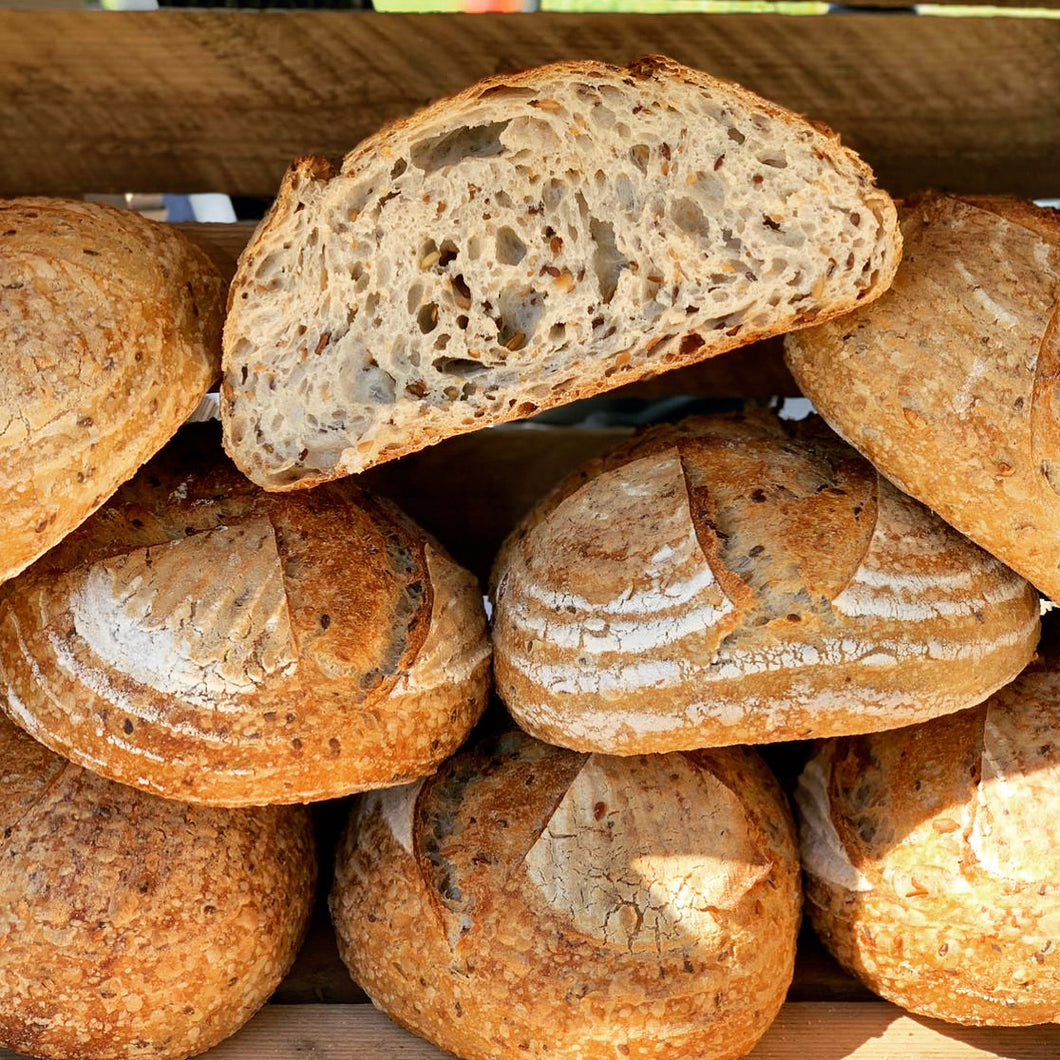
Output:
[
  {"xmin": 221, "ymin": 55, "xmax": 900, "ymax": 489},
  {"xmin": 330, "ymin": 726, "xmax": 801, "ymax": 1060},
  {"xmin": 0, "ymin": 710, "xmax": 315, "ymax": 1059},
  {"xmin": 785, "ymin": 193, "xmax": 1060, "ymax": 599},
  {"xmin": 0, "ymin": 428, "xmax": 490, "ymax": 806},
  {"xmin": 491, "ymin": 411, "xmax": 1039, "ymax": 753},
  {"xmin": 797, "ymin": 619, "xmax": 1060, "ymax": 1025},
  {"xmin": 0, "ymin": 198, "xmax": 225, "ymax": 584}
]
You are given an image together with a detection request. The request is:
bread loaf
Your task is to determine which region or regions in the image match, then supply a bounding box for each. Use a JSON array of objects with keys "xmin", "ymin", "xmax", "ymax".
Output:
[
  {"xmin": 0, "ymin": 710, "xmax": 315, "ymax": 1059},
  {"xmin": 491, "ymin": 411, "xmax": 1039, "ymax": 753},
  {"xmin": 221, "ymin": 55, "xmax": 900, "ymax": 490},
  {"xmin": 785, "ymin": 193, "xmax": 1060, "ymax": 599},
  {"xmin": 0, "ymin": 198, "xmax": 225, "ymax": 585},
  {"xmin": 330, "ymin": 725, "xmax": 801, "ymax": 1060},
  {"xmin": 797, "ymin": 619, "xmax": 1060, "ymax": 1025},
  {"xmin": 0, "ymin": 428, "xmax": 490, "ymax": 806}
]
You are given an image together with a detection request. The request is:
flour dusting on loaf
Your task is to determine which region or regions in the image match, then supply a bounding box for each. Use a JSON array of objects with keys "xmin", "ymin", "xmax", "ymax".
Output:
[
  {"xmin": 331, "ymin": 727, "xmax": 801, "ymax": 1059},
  {"xmin": 0, "ymin": 431, "xmax": 490, "ymax": 806},
  {"xmin": 491, "ymin": 412, "xmax": 1040, "ymax": 752},
  {"xmin": 785, "ymin": 193, "xmax": 1060, "ymax": 600},
  {"xmin": 799, "ymin": 628, "xmax": 1060, "ymax": 1025}
]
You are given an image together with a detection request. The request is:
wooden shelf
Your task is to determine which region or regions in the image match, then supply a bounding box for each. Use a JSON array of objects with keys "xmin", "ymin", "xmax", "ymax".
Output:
[{"xmin": 3, "ymin": 8, "xmax": 1059, "ymax": 1057}]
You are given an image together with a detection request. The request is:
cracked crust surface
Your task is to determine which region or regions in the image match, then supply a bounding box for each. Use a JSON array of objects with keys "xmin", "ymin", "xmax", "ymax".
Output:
[
  {"xmin": 0, "ymin": 198, "xmax": 225, "ymax": 584},
  {"xmin": 221, "ymin": 55, "xmax": 900, "ymax": 489},
  {"xmin": 785, "ymin": 193, "xmax": 1060, "ymax": 601},
  {"xmin": 0, "ymin": 711, "xmax": 315, "ymax": 1059},
  {"xmin": 491, "ymin": 411, "xmax": 1040, "ymax": 753},
  {"xmin": 330, "ymin": 726, "xmax": 800, "ymax": 1060},
  {"xmin": 0, "ymin": 428, "xmax": 490, "ymax": 806},
  {"xmin": 797, "ymin": 619, "xmax": 1060, "ymax": 1026}
]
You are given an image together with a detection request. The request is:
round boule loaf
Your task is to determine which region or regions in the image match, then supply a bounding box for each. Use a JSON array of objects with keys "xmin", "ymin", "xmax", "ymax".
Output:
[
  {"xmin": 0, "ymin": 428, "xmax": 490, "ymax": 806},
  {"xmin": 0, "ymin": 710, "xmax": 315, "ymax": 1059},
  {"xmin": 785, "ymin": 193, "xmax": 1060, "ymax": 600},
  {"xmin": 490, "ymin": 410, "xmax": 1040, "ymax": 753},
  {"xmin": 796, "ymin": 621, "xmax": 1060, "ymax": 1025},
  {"xmin": 330, "ymin": 725, "xmax": 801, "ymax": 1060},
  {"xmin": 0, "ymin": 198, "xmax": 225, "ymax": 586}
]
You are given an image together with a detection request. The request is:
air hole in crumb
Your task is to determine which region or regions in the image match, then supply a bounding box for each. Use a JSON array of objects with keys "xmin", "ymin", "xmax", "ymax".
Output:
[
  {"xmin": 452, "ymin": 274, "xmax": 472, "ymax": 310},
  {"xmin": 456, "ymin": 315, "xmax": 469, "ymax": 330},
  {"xmin": 549, "ymin": 322, "xmax": 567, "ymax": 343},
  {"xmin": 390, "ymin": 158, "xmax": 408, "ymax": 180},
  {"xmin": 588, "ymin": 217, "xmax": 625, "ymax": 304},
  {"xmin": 671, "ymin": 197, "xmax": 709, "ymax": 239},
  {"xmin": 434, "ymin": 357, "xmax": 487, "ymax": 377},
  {"xmin": 727, "ymin": 127, "xmax": 746, "ymax": 144},
  {"xmin": 410, "ymin": 120, "xmax": 511, "ymax": 173},
  {"xmin": 495, "ymin": 226, "xmax": 527, "ymax": 266},
  {"xmin": 439, "ymin": 240, "xmax": 459, "ymax": 267},
  {"xmin": 630, "ymin": 143, "xmax": 650, "ymax": 173},
  {"xmin": 417, "ymin": 303, "xmax": 438, "ymax": 334}
]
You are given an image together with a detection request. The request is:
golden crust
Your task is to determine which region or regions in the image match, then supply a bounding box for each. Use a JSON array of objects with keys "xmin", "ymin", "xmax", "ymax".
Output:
[
  {"xmin": 0, "ymin": 198, "xmax": 225, "ymax": 584},
  {"xmin": 330, "ymin": 727, "xmax": 801, "ymax": 1060},
  {"xmin": 0, "ymin": 711, "xmax": 315, "ymax": 1059},
  {"xmin": 799, "ymin": 622, "xmax": 1060, "ymax": 1025},
  {"xmin": 785, "ymin": 192, "xmax": 1060, "ymax": 600},
  {"xmin": 490, "ymin": 411, "xmax": 1040, "ymax": 753},
  {"xmin": 0, "ymin": 428, "xmax": 490, "ymax": 806}
]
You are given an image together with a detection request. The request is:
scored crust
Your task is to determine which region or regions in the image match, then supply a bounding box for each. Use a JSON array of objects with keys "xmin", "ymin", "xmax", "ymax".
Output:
[
  {"xmin": 222, "ymin": 55, "xmax": 900, "ymax": 489},
  {"xmin": 797, "ymin": 622, "xmax": 1060, "ymax": 1025},
  {"xmin": 330, "ymin": 726, "xmax": 801, "ymax": 1060},
  {"xmin": 490, "ymin": 411, "xmax": 1040, "ymax": 753},
  {"xmin": 0, "ymin": 428, "xmax": 490, "ymax": 806},
  {"xmin": 0, "ymin": 711, "xmax": 315, "ymax": 1059},
  {"xmin": 0, "ymin": 198, "xmax": 225, "ymax": 584},
  {"xmin": 785, "ymin": 192, "xmax": 1060, "ymax": 601}
]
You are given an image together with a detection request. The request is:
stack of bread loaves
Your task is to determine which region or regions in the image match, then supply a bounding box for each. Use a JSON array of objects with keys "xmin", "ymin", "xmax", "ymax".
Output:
[{"xmin": 2, "ymin": 52, "xmax": 1059, "ymax": 1060}]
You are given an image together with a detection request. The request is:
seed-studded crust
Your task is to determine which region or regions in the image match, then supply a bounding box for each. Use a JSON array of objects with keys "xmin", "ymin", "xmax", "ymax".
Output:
[
  {"xmin": 221, "ymin": 55, "xmax": 900, "ymax": 490},
  {"xmin": 0, "ymin": 711, "xmax": 315, "ymax": 1059},
  {"xmin": 330, "ymin": 727, "xmax": 801, "ymax": 1060},
  {"xmin": 0, "ymin": 429, "xmax": 490, "ymax": 806},
  {"xmin": 0, "ymin": 198, "xmax": 225, "ymax": 585},
  {"xmin": 490, "ymin": 411, "xmax": 1040, "ymax": 753},
  {"xmin": 785, "ymin": 193, "xmax": 1060, "ymax": 601},
  {"xmin": 797, "ymin": 622, "xmax": 1060, "ymax": 1026}
]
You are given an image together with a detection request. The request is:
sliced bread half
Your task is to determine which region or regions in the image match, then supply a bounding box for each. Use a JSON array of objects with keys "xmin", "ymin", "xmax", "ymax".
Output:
[{"xmin": 222, "ymin": 55, "xmax": 901, "ymax": 489}]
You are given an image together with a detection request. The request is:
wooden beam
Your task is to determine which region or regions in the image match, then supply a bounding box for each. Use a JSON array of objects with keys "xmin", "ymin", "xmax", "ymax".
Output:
[
  {"xmin": 1, "ymin": 12, "xmax": 1057, "ymax": 199},
  {"xmin": 1, "ymin": 1001, "xmax": 1037, "ymax": 1059}
]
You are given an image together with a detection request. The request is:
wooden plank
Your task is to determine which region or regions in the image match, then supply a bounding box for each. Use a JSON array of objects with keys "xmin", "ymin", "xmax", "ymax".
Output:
[
  {"xmin": 78, "ymin": 1002, "xmax": 1052, "ymax": 1058},
  {"xmin": 0, "ymin": 12, "xmax": 1057, "ymax": 198},
  {"xmin": 4, "ymin": 1000, "xmax": 1058, "ymax": 1059}
]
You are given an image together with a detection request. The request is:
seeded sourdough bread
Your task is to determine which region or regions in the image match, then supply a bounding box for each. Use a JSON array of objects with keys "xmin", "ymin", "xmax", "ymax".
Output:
[
  {"xmin": 490, "ymin": 411, "xmax": 1040, "ymax": 753},
  {"xmin": 785, "ymin": 193, "xmax": 1060, "ymax": 600},
  {"xmin": 0, "ymin": 710, "xmax": 315, "ymax": 1059},
  {"xmin": 0, "ymin": 428, "xmax": 490, "ymax": 806},
  {"xmin": 0, "ymin": 198, "xmax": 225, "ymax": 584},
  {"xmin": 221, "ymin": 55, "xmax": 901, "ymax": 490},
  {"xmin": 797, "ymin": 618, "xmax": 1060, "ymax": 1025},
  {"xmin": 331, "ymin": 725, "xmax": 801, "ymax": 1060}
]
